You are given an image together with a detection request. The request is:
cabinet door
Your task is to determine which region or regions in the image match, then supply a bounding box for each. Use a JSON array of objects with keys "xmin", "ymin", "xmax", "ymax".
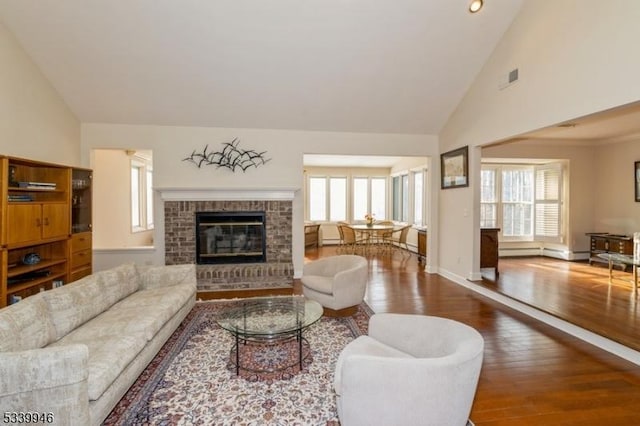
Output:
[
  {"xmin": 6, "ymin": 204, "xmax": 42, "ymax": 245},
  {"xmin": 42, "ymin": 203, "xmax": 69, "ymax": 240}
]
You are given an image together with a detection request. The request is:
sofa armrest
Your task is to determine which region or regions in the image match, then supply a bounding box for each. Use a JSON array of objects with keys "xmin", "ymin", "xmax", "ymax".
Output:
[{"xmin": 0, "ymin": 344, "xmax": 90, "ymax": 425}]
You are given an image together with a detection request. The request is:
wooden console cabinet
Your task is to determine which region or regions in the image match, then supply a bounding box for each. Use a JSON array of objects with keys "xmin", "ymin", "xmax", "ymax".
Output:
[
  {"xmin": 0, "ymin": 157, "xmax": 92, "ymax": 307},
  {"xmin": 417, "ymin": 229, "xmax": 427, "ymax": 266},
  {"xmin": 480, "ymin": 228, "xmax": 500, "ymax": 276},
  {"xmin": 304, "ymin": 223, "xmax": 320, "ymax": 249},
  {"xmin": 587, "ymin": 233, "xmax": 633, "ymax": 270}
]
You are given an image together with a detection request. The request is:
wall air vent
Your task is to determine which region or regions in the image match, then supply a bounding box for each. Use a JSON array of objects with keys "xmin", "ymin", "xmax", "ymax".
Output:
[{"xmin": 499, "ymin": 68, "xmax": 519, "ymax": 90}]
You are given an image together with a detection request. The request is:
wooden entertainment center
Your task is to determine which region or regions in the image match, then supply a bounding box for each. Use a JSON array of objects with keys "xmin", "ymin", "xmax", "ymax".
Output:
[{"xmin": 0, "ymin": 156, "xmax": 92, "ymax": 307}]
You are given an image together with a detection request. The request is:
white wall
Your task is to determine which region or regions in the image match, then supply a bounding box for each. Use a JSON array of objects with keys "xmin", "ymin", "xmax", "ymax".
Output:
[
  {"xmin": 0, "ymin": 21, "xmax": 79, "ymax": 164},
  {"xmin": 439, "ymin": 1, "xmax": 640, "ymax": 281},
  {"xmin": 593, "ymin": 139, "xmax": 640, "ymax": 234},
  {"xmin": 92, "ymin": 149, "xmax": 153, "ymax": 248},
  {"xmin": 81, "ymin": 123, "xmax": 438, "ymax": 275}
]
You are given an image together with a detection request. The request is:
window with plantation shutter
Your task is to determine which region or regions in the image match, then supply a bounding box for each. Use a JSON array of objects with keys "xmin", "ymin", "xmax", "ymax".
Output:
[
  {"xmin": 534, "ymin": 163, "xmax": 562, "ymax": 242},
  {"xmin": 481, "ymin": 161, "xmax": 565, "ymax": 244}
]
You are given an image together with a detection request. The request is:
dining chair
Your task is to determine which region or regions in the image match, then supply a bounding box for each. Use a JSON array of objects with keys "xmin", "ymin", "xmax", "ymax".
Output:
[
  {"xmin": 340, "ymin": 225, "xmax": 366, "ymax": 255},
  {"xmin": 336, "ymin": 222, "xmax": 350, "ymax": 253},
  {"xmin": 386, "ymin": 225, "xmax": 411, "ymax": 257},
  {"xmin": 374, "ymin": 221, "xmax": 394, "ymax": 253}
]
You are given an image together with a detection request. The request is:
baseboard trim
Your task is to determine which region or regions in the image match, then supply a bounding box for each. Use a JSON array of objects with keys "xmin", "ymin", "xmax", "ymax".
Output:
[{"xmin": 438, "ymin": 268, "xmax": 640, "ymax": 366}]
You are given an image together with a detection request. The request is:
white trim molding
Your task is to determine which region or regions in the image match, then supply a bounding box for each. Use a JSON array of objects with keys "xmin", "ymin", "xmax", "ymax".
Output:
[{"xmin": 156, "ymin": 187, "xmax": 299, "ymax": 201}]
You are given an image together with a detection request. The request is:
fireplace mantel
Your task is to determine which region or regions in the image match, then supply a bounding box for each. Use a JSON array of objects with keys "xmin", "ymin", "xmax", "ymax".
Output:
[{"xmin": 157, "ymin": 187, "xmax": 298, "ymax": 201}]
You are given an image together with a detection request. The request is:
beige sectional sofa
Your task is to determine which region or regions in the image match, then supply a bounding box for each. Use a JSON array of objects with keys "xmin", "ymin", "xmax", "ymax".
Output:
[{"xmin": 0, "ymin": 263, "xmax": 197, "ymax": 426}]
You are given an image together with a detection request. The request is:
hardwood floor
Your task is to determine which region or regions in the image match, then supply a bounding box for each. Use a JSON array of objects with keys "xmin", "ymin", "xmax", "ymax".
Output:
[
  {"xmin": 302, "ymin": 246, "xmax": 640, "ymax": 425},
  {"xmin": 479, "ymin": 256, "xmax": 640, "ymax": 352}
]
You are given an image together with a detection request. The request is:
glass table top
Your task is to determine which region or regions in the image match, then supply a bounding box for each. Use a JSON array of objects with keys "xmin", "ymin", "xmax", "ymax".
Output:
[
  {"xmin": 597, "ymin": 253, "xmax": 640, "ymax": 266},
  {"xmin": 216, "ymin": 296, "xmax": 323, "ymax": 338}
]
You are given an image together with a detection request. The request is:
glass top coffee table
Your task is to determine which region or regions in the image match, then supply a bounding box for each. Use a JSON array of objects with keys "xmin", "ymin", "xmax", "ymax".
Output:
[
  {"xmin": 597, "ymin": 253, "xmax": 640, "ymax": 295},
  {"xmin": 217, "ymin": 296, "xmax": 323, "ymax": 375}
]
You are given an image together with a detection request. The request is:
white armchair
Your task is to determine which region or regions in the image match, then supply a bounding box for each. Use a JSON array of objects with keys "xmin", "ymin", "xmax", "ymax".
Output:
[
  {"xmin": 334, "ymin": 313, "xmax": 484, "ymax": 426},
  {"xmin": 301, "ymin": 255, "xmax": 368, "ymax": 316}
]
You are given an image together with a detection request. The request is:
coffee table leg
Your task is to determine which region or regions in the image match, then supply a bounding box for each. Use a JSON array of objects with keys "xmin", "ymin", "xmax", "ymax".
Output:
[
  {"xmin": 235, "ymin": 333, "xmax": 240, "ymax": 375},
  {"xmin": 298, "ymin": 329, "xmax": 303, "ymax": 370}
]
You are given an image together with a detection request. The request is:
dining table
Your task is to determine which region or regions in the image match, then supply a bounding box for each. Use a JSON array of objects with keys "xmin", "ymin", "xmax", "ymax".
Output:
[{"xmin": 349, "ymin": 223, "xmax": 397, "ymax": 253}]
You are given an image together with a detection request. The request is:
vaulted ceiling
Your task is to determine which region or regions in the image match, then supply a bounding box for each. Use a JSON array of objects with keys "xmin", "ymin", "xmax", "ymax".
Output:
[{"xmin": 0, "ymin": 0, "xmax": 524, "ymax": 135}]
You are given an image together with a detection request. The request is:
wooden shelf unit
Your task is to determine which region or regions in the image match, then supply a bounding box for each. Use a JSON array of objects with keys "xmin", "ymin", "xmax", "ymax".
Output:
[{"xmin": 0, "ymin": 156, "xmax": 92, "ymax": 307}]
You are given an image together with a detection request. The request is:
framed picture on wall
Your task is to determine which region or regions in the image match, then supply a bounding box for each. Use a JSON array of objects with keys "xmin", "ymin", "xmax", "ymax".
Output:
[
  {"xmin": 635, "ymin": 161, "xmax": 640, "ymax": 202},
  {"xmin": 441, "ymin": 146, "xmax": 469, "ymax": 189}
]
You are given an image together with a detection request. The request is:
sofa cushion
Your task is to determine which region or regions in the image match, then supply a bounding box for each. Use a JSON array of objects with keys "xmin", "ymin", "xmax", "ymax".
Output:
[
  {"xmin": 41, "ymin": 274, "xmax": 110, "ymax": 341},
  {"xmin": 50, "ymin": 331, "xmax": 147, "ymax": 401},
  {"xmin": 334, "ymin": 335, "xmax": 413, "ymax": 396},
  {"xmin": 0, "ymin": 294, "xmax": 56, "ymax": 352},
  {"xmin": 300, "ymin": 275, "xmax": 333, "ymax": 295},
  {"xmin": 136, "ymin": 264, "xmax": 196, "ymax": 290},
  {"xmin": 104, "ymin": 282, "xmax": 195, "ymax": 340},
  {"xmin": 96, "ymin": 263, "xmax": 140, "ymax": 307}
]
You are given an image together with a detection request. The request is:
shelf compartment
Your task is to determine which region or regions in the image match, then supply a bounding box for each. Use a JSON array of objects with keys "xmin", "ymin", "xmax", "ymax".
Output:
[
  {"xmin": 7, "ymin": 258, "xmax": 67, "ymax": 278},
  {"xmin": 7, "ymin": 271, "xmax": 66, "ymax": 294}
]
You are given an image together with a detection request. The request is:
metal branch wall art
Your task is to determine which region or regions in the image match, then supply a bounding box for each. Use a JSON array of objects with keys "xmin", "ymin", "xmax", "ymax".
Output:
[{"xmin": 183, "ymin": 138, "xmax": 271, "ymax": 172}]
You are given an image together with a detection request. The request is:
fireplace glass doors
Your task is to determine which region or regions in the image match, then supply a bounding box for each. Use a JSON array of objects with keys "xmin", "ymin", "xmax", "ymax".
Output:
[{"xmin": 196, "ymin": 211, "xmax": 266, "ymax": 264}]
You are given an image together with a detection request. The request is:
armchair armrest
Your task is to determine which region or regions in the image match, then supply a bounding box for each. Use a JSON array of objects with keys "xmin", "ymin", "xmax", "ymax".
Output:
[
  {"xmin": 338, "ymin": 355, "xmax": 479, "ymax": 426},
  {"xmin": 0, "ymin": 344, "xmax": 90, "ymax": 425}
]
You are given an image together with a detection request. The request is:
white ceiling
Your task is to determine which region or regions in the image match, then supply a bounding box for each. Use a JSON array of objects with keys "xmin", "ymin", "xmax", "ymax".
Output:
[
  {"xmin": 0, "ymin": 0, "xmax": 524, "ymax": 135},
  {"xmin": 508, "ymin": 101, "xmax": 640, "ymax": 144}
]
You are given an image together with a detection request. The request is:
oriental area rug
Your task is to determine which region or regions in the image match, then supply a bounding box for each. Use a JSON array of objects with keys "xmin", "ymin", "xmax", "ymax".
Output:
[{"xmin": 103, "ymin": 299, "xmax": 372, "ymax": 425}]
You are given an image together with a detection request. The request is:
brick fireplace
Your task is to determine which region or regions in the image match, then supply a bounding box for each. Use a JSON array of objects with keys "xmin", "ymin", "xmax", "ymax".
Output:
[{"xmin": 161, "ymin": 188, "xmax": 296, "ymax": 292}]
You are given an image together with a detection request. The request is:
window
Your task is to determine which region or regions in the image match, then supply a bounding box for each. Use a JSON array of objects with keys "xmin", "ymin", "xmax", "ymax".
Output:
[
  {"xmin": 370, "ymin": 178, "xmax": 386, "ymax": 219},
  {"xmin": 308, "ymin": 176, "xmax": 347, "ymax": 222},
  {"xmin": 413, "ymin": 171, "xmax": 423, "ymax": 226},
  {"xmin": 309, "ymin": 177, "xmax": 327, "ymax": 221},
  {"xmin": 353, "ymin": 178, "xmax": 368, "ymax": 220},
  {"xmin": 307, "ymin": 175, "xmax": 385, "ymax": 222},
  {"xmin": 131, "ymin": 155, "xmax": 154, "ymax": 232},
  {"xmin": 401, "ymin": 175, "xmax": 409, "ymax": 222},
  {"xmin": 392, "ymin": 170, "xmax": 427, "ymax": 225},
  {"xmin": 481, "ymin": 162, "xmax": 563, "ymax": 242},
  {"xmin": 392, "ymin": 176, "xmax": 402, "ymax": 221},
  {"xmin": 535, "ymin": 163, "xmax": 562, "ymax": 242},
  {"xmin": 329, "ymin": 178, "xmax": 347, "ymax": 221},
  {"xmin": 480, "ymin": 168, "xmax": 497, "ymax": 228},
  {"xmin": 354, "ymin": 177, "xmax": 386, "ymax": 221},
  {"xmin": 501, "ymin": 168, "xmax": 533, "ymax": 238}
]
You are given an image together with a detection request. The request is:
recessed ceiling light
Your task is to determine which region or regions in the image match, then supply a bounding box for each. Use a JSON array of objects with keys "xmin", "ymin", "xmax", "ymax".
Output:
[{"xmin": 469, "ymin": 0, "xmax": 483, "ymax": 13}]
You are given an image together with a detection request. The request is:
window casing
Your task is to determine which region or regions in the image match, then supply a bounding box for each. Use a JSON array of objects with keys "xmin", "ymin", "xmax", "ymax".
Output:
[{"xmin": 131, "ymin": 156, "xmax": 154, "ymax": 232}]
